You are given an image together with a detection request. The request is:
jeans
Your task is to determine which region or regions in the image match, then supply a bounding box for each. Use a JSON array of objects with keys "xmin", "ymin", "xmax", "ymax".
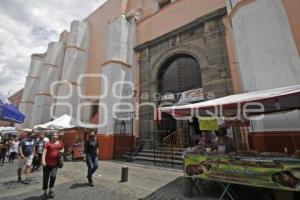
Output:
[
  {"xmin": 86, "ymin": 154, "xmax": 98, "ymax": 178},
  {"xmin": 0, "ymin": 149, "xmax": 7, "ymax": 163},
  {"xmin": 43, "ymin": 166, "xmax": 58, "ymax": 190},
  {"xmin": 32, "ymin": 153, "xmax": 42, "ymax": 170},
  {"xmin": 9, "ymin": 152, "xmax": 17, "ymax": 162}
]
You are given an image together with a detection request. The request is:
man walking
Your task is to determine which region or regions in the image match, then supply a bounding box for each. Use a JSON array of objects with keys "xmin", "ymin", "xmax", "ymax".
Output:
[
  {"xmin": 32, "ymin": 133, "xmax": 48, "ymax": 171},
  {"xmin": 84, "ymin": 131, "xmax": 99, "ymax": 186},
  {"xmin": 18, "ymin": 132, "xmax": 35, "ymax": 184}
]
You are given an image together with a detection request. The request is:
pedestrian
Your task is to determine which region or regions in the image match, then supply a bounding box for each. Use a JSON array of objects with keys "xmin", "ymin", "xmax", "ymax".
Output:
[
  {"xmin": 0, "ymin": 141, "xmax": 3, "ymax": 166},
  {"xmin": 41, "ymin": 132, "xmax": 64, "ymax": 199},
  {"xmin": 9, "ymin": 136, "xmax": 19, "ymax": 163},
  {"xmin": 84, "ymin": 131, "xmax": 99, "ymax": 187},
  {"xmin": 18, "ymin": 132, "xmax": 36, "ymax": 184},
  {"xmin": 32, "ymin": 133, "xmax": 48, "ymax": 172},
  {"xmin": 1, "ymin": 139, "xmax": 10, "ymax": 164}
]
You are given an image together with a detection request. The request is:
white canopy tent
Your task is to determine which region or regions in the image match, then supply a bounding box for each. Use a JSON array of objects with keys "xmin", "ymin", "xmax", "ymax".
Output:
[
  {"xmin": 34, "ymin": 114, "xmax": 96, "ymax": 130},
  {"xmin": 0, "ymin": 127, "xmax": 18, "ymax": 136}
]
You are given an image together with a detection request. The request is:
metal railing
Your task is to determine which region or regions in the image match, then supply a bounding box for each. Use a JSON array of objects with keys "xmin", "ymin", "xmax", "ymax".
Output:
[
  {"xmin": 162, "ymin": 128, "xmax": 184, "ymax": 148},
  {"xmin": 154, "ymin": 128, "xmax": 184, "ymax": 168}
]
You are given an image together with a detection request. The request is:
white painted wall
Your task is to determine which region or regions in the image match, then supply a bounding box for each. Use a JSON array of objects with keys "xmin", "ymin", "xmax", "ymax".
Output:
[
  {"xmin": 17, "ymin": 55, "xmax": 44, "ymax": 128},
  {"xmin": 231, "ymin": 0, "xmax": 300, "ymax": 91},
  {"xmin": 98, "ymin": 15, "xmax": 136, "ymax": 134},
  {"xmin": 228, "ymin": 0, "xmax": 300, "ymax": 132},
  {"xmin": 31, "ymin": 41, "xmax": 65, "ymax": 126},
  {"xmin": 54, "ymin": 20, "xmax": 91, "ymax": 121}
]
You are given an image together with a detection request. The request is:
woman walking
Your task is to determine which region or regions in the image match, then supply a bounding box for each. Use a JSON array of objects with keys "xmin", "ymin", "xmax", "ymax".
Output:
[
  {"xmin": 84, "ymin": 131, "xmax": 99, "ymax": 186},
  {"xmin": 1, "ymin": 139, "xmax": 9, "ymax": 164},
  {"xmin": 41, "ymin": 132, "xmax": 64, "ymax": 199},
  {"xmin": 9, "ymin": 136, "xmax": 19, "ymax": 163}
]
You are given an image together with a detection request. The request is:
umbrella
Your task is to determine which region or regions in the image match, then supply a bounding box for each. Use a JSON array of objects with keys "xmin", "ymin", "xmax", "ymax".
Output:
[{"xmin": 0, "ymin": 100, "xmax": 25, "ymax": 123}]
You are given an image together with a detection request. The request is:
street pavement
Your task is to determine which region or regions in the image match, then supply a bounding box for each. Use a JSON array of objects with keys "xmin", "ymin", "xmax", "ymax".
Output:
[{"xmin": 0, "ymin": 160, "xmax": 216, "ymax": 200}]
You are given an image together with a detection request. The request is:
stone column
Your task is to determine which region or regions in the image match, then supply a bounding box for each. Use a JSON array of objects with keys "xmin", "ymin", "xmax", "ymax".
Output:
[
  {"xmin": 17, "ymin": 54, "xmax": 44, "ymax": 129},
  {"xmin": 54, "ymin": 20, "xmax": 91, "ymax": 121},
  {"xmin": 30, "ymin": 42, "xmax": 65, "ymax": 126}
]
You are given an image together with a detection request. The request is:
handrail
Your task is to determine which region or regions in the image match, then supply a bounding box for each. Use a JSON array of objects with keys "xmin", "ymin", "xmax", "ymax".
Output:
[
  {"xmin": 160, "ymin": 128, "xmax": 185, "ymax": 168},
  {"xmin": 162, "ymin": 128, "xmax": 184, "ymax": 149}
]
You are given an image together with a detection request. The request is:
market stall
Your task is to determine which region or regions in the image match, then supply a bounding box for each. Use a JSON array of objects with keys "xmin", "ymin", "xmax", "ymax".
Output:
[
  {"xmin": 34, "ymin": 114, "xmax": 96, "ymax": 160},
  {"xmin": 158, "ymin": 85, "xmax": 300, "ymax": 199}
]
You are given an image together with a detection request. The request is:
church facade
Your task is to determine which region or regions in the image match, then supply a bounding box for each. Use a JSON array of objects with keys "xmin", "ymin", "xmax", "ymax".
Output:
[{"xmin": 18, "ymin": 0, "xmax": 300, "ymax": 159}]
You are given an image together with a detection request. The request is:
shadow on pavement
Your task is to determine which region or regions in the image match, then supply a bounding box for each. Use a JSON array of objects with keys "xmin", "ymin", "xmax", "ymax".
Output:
[
  {"xmin": 70, "ymin": 183, "xmax": 90, "ymax": 189},
  {"xmin": 1, "ymin": 180, "xmax": 35, "ymax": 190},
  {"xmin": 23, "ymin": 196, "xmax": 42, "ymax": 200}
]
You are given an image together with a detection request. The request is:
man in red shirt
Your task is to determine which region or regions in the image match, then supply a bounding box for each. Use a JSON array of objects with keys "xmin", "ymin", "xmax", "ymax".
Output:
[{"xmin": 41, "ymin": 132, "xmax": 64, "ymax": 199}]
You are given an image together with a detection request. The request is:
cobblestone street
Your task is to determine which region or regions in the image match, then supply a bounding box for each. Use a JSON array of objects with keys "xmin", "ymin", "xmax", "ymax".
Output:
[{"xmin": 0, "ymin": 160, "xmax": 215, "ymax": 200}]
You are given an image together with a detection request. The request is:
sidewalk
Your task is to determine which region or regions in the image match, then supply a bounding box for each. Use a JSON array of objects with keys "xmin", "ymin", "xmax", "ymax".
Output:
[{"xmin": 0, "ymin": 160, "xmax": 215, "ymax": 200}]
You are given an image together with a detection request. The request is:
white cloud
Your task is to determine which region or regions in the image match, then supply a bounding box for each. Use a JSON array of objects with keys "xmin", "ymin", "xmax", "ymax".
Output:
[{"xmin": 0, "ymin": 0, "xmax": 106, "ymax": 97}]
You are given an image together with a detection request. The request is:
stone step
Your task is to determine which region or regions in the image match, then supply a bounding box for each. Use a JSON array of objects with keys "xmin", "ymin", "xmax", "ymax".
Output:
[
  {"xmin": 135, "ymin": 155, "xmax": 183, "ymax": 165},
  {"xmin": 137, "ymin": 152, "xmax": 183, "ymax": 160},
  {"xmin": 140, "ymin": 149, "xmax": 185, "ymax": 156}
]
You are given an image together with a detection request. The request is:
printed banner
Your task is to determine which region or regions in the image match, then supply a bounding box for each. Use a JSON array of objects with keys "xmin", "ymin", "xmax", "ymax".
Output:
[
  {"xmin": 198, "ymin": 117, "xmax": 218, "ymax": 131},
  {"xmin": 184, "ymin": 154, "xmax": 300, "ymax": 191}
]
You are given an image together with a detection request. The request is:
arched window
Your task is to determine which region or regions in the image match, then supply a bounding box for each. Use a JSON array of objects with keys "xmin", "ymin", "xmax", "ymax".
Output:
[{"xmin": 158, "ymin": 54, "xmax": 202, "ymax": 95}]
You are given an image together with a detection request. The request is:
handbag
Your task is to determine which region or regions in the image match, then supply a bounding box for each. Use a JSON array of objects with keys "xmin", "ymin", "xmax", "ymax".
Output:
[
  {"xmin": 57, "ymin": 142, "xmax": 64, "ymax": 168},
  {"xmin": 57, "ymin": 154, "xmax": 63, "ymax": 168}
]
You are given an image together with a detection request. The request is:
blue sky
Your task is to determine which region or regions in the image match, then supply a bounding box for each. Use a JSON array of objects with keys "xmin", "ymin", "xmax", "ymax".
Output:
[{"xmin": 0, "ymin": 0, "xmax": 106, "ymax": 98}]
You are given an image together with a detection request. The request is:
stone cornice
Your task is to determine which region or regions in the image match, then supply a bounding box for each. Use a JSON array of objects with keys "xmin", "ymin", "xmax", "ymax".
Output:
[
  {"xmin": 36, "ymin": 92, "xmax": 52, "ymax": 97},
  {"xmin": 26, "ymin": 75, "xmax": 40, "ymax": 80},
  {"xmin": 44, "ymin": 63, "xmax": 59, "ymax": 68},
  {"xmin": 102, "ymin": 59, "xmax": 131, "ymax": 68},
  {"xmin": 20, "ymin": 101, "xmax": 34, "ymax": 104},
  {"xmin": 66, "ymin": 45, "xmax": 85, "ymax": 52}
]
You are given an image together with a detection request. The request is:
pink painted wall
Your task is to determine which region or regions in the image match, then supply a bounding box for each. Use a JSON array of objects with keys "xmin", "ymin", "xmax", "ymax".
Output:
[
  {"xmin": 282, "ymin": 0, "xmax": 300, "ymax": 56},
  {"xmin": 84, "ymin": 0, "xmax": 124, "ymax": 96},
  {"xmin": 136, "ymin": 0, "xmax": 225, "ymax": 45}
]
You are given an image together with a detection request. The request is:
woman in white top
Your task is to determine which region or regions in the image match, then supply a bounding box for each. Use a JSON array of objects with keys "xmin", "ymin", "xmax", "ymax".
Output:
[{"xmin": 9, "ymin": 136, "xmax": 19, "ymax": 163}]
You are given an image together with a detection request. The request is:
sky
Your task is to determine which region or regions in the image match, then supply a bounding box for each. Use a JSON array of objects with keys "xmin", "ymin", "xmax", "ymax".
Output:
[{"xmin": 0, "ymin": 0, "xmax": 106, "ymax": 99}]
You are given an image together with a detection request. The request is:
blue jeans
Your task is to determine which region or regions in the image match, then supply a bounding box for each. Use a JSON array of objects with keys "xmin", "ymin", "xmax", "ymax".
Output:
[{"xmin": 86, "ymin": 154, "xmax": 98, "ymax": 178}]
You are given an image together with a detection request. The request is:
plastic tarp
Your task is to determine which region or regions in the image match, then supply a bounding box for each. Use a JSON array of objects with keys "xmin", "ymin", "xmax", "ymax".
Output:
[
  {"xmin": 158, "ymin": 85, "xmax": 300, "ymax": 117},
  {"xmin": 34, "ymin": 114, "xmax": 95, "ymax": 130},
  {"xmin": 0, "ymin": 100, "xmax": 25, "ymax": 123}
]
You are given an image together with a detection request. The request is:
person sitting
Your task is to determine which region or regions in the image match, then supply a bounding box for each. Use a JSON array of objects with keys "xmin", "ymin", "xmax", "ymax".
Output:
[{"xmin": 214, "ymin": 128, "xmax": 236, "ymax": 153}]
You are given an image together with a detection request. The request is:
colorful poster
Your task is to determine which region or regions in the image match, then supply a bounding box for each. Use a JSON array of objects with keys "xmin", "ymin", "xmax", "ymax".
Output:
[
  {"xmin": 184, "ymin": 154, "xmax": 300, "ymax": 191},
  {"xmin": 72, "ymin": 143, "xmax": 85, "ymax": 159}
]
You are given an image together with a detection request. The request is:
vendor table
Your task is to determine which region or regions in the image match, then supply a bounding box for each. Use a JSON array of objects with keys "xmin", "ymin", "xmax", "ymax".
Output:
[{"xmin": 184, "ymin": 153, "xmax": 300, "ymax": 199}]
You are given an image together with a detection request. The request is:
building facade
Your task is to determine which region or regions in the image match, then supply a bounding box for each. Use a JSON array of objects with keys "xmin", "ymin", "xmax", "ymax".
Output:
[
  {"xmin": 226, "ymin": 0, "xmax": 300, "ymax": 152},
  {"xmin": 18, "ymin": 0, "xmax": 300, "ymax": 158}
]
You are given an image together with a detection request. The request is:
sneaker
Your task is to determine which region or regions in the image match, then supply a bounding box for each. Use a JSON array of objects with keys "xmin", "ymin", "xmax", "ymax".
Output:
[
  {"xmin": 22, "ymin": 178, "xmax": 31, "ymax": 184},
  {"xmin": 48, "ymin": 191, "xmax": 55, "ymax": 199},
  {"xmin": 41, "ymin": 193, "xmax": 48, "ymax": 200},
  {"xmin": 88, "ymin": 177, "xmax": 94, "ymax": 187},
  {"xmin": 89, "ymin": 182, "xmax": 94, "ymax": 187},
  {"xmin": 17, "ymin": 177, "xmax": 22, "ymax": 183},
  {"xmin": 25, "ymin": 178, "xmax": 32, "ymax": 182}
]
